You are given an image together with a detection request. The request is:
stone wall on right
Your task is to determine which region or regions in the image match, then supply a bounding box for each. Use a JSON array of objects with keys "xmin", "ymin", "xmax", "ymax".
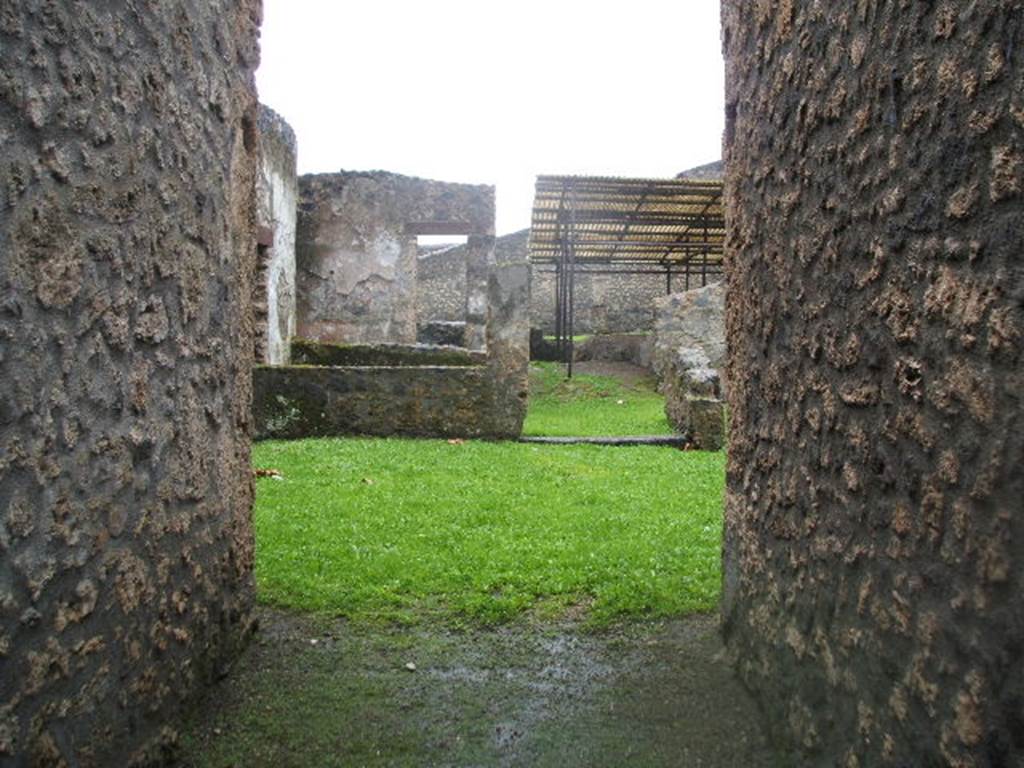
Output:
[{"xmin": 721, "ymin": 3, "xmax": 1023, "ymax": 766}]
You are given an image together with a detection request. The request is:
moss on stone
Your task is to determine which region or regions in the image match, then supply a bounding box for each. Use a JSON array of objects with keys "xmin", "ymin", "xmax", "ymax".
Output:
[{"xmin": 290, "ymin": 338, "xmax": 484, "ymax": 367}]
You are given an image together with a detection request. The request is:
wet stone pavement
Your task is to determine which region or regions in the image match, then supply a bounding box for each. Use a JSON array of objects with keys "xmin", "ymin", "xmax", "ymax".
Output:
[{"xmin": 177, "ymin": 608, "xmax": 782, "ymax": 767}]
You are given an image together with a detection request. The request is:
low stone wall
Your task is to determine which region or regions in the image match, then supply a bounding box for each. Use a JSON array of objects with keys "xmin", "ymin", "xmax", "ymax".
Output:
[
  {"xmin": 652, "ymin": 283, "xmax": 726, "ymax": 449},
  {"xmin": 254, "ymin": 365, "xmax": 497, "ymax": 439},
  {"xmin": 291, "ymin": 339, "xmax": 484, "ymax": 367},
  {"xmin": 254, "ymin": 261, "xmax": 530, "ymax": 440}
]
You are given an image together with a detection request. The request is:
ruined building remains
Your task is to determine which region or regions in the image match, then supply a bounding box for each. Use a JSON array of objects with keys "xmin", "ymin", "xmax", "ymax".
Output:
[
  {"xmin": 297, "ymin": 171, "xmax": 495, "ymax": 350},
  {"xmin": 255, "ymin": 105, "xmax": 298, "ymax": 365},
  {"xmin": 256, "ymin": 170, "xmax": 529, "ymax": 440},
  {"xmin": 722, "ymin": 2, "xmax": 1023, "ymax": 764},
  {"xmin": 653, "ymin": 282, "xmax": 727, "ymax": 449},
  {"xmin": 0, "ymin": 2, "xmax": 260, "ymax": 764}
]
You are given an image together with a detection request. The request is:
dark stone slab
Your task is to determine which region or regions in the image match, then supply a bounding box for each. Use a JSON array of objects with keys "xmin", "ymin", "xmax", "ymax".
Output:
[
  {"xmin": 519, "ymin": 435, "xmax": 689, "ymax": 447},
  {"xmin": 291, "ymin": 338, "xmax": 485, "ymax": 367}
]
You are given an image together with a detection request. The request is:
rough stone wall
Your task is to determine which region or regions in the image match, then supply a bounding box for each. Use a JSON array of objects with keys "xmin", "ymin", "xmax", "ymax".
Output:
[
  {"xmin": 421, "ymin": 228, "xmax": 719, "ymax": 335},
  {"xmin": 573, "ymin": 333, "xmax": 654, "ymax": 369},
  {"xmin": 254, "ymin": 257, "xmax": 530, "ymax": 441},
  {"xmin": 296, "ymin": 170, "xmax": 494, "ymax": 346},
  {"xmin": 532, "ymin": 264, "xmax": 722, "ymax": 335},
  {"xmin": 416, "ymin": 246, "xmax": 466, "ymax": 323},
  {"xmin": 652, "ymin": 282, "xmax": 726, "ymax": 389},
  {"xmin": 0, "ymin": 2, "xmax": 260, "ymax": 765},
  {"xmin": 253, "ymin": 364, "xmax": 496, "ymax": 440},
  {"xmin": 653, "ymin": 283, "xmax": 726, "ymax": 449},
  {"xmin": 255, "ymin": 104, "xmax": 297, "ymax": 365},
  {"xmin": 721, "ymin": 2, "xmax": 1024, "ymax": 765}
]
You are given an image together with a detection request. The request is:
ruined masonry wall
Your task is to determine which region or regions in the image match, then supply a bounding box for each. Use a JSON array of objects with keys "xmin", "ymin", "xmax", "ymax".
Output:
[
  {"xmin": 0, "ymin": 2, "xmax": 260, "ymax": 764},
  {"xmin": 721, "ymin": 2, "xmax": 1023, "ymax": 765},
  {"xmin": 531, "ymin": 267, "xmax": 720, "ymax": 335},
  {"xmin": 296, "ymin": 171, "xmax": 494, "ymax": 346},
  {"xmin": 418, "ymin": 228, "xmax": 707, "ymax": 335},
  {"xmin": 653, "ymin": 282, "xmax": 727, "ymax": 449},
  {"xmin": 416, "ymin": 246, "xmax": 467, "ymax": 323},
  {"xmin": 256, "ymin": 105, "xmax": 298, "ymax": 365},
  {"xmin": 254, "ymin": 259, "xmax": 531, "ymax": 441}
]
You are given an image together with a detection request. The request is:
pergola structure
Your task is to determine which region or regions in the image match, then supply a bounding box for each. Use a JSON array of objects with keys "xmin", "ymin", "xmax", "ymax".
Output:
[{"xmin": 528, "ymin": 175, "xmax": 725, "ymax": 376}]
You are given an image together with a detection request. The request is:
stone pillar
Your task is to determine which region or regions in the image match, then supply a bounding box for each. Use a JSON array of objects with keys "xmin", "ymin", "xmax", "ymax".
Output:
[
  {"xmin": 0, "ymin": 2, "xmax": 260, "ymax": 763},
  {"xmin": 485, "ymin": 261, "xmax": 531, "ymax": 436},
  {"xmin": 464, "ymin": 234, "xmax": 494, "ymax": 351},
  {"xmin": 721, "ymin": 2, "xmax": 1024, "ymax": 765}
]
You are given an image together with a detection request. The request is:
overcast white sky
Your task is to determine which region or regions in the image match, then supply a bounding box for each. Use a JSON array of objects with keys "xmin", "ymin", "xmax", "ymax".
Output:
[{"xmin": 256, "ymin": 1, "xmax": 725, "ymax": 235}]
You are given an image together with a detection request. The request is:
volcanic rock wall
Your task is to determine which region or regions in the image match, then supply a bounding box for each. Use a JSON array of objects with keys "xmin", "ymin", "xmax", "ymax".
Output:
[
  {"xmin": 721, "ymin": 2, "xmax": 1023, "ymax": 765},
  {"xmin": 0, "ymin": 2, "xmax": 260, "ymax": 764},
  {"xmin": 255, "ymin": 104, "xmax": 298, "ymax": 365}
]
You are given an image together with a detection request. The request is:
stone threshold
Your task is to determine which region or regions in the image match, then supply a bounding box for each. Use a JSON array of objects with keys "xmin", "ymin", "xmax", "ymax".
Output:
[{"xmin": 518, "ymin": 435, "xmax": 687, "ymax": 447}]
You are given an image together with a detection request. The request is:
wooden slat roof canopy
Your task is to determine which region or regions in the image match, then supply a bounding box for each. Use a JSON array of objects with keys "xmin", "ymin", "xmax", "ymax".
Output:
[{"xmin": 528, "ymin": 175, "xmax": 724, "ymax": 266}]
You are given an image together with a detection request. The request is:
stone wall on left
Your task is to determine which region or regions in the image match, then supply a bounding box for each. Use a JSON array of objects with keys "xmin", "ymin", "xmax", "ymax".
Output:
[{"xmin": 0, "ymin": 2, "xmax": 261, "ymax": 765}]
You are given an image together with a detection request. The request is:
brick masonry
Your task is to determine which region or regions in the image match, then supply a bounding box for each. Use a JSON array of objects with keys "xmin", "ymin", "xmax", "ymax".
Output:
[{"xmin": 721, "ymin": 2, "xmax": 1024, "ymax": 764}]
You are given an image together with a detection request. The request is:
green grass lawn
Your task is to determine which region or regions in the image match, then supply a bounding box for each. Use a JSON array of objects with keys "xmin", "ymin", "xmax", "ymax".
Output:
[
  {"xmin": 522, "ymin": 361, "xmax": 674, "ymax": 437},
  {"xmin": 253, "ymin": 438, "xmax": 723, "ymax": 625}
]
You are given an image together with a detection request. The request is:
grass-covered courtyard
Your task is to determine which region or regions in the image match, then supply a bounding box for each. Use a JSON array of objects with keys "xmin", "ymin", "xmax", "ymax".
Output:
[
  {"xmin": 251, "ymin": 362, "xmax": 722, "ymax": 626},
  {"xmin": 523, "ymin": 361, "xmax": 674, "ymax": 437},
  {"xmin": 178, "ymin": 363, "xmax": 744, "ymax": 766},
  {"xmin": 254, "ymin": 438, "xmax": 723, "ymax": 625}
]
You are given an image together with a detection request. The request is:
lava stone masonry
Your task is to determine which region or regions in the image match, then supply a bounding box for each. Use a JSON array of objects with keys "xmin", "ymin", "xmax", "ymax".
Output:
[
  {"xmin": 721, "ymin": 2, "xmax": 1023, "ymax": 765},
  {"xmin": 0, "ymin": 2, "xmax": 261, "ymax": 763}
]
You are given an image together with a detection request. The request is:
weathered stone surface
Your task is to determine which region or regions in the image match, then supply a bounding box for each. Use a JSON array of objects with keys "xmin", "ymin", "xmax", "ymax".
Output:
[
  {"xmin": 416, "ymin": 247, "xmax": 468, "ymax": 322},
  {"xmin": 722, "ymin": 2, "xmax": 1024, "ymax": 765},
  {"xmin": 485, "ymin": 261, "xmax": 531, "ymax": 436},
  {"xmin": 255, "ymin": 104, "xmax": 298, "ymax": 365},
  {"xmin": 652, "ymin": 282, "xmax": 726, "ymax": 389},
  {"xmin": 254, "ymin": 254, "xmax": 530, "ymax": 441},
  {"xmin": 653, "ymin": 283, "xmax": 726, "ymax": 448},
  {"xmin": 291, "ymin": 338, "xmax": 485, "ymax": 367},
  {"xmin": 661, "ymin": 348, "xmax": 725, "ymax": 451},
  {"xmin": 416, "ymin": 320, "xmax": 467, "ymax": 347},
  {"xmin": 532, "ymin": 260, "xmax": 707, "ymax": 335},
  {"xmin": 253, "ymin": 365, "xmax": 495, "ymax": 439},
  {"xmin": 296, "ymin": 170, "xmax": 494, "ymax": 346},
  {"xmin": 574, "ymin": 333, "xmax": 654, "ymax": 369},
  {"xmin": 0, "ymin": 2, "xmax": 259, "ymax": 764},
  {"xmin": 420, "ymin": 228, "xmax": 717, "ymax": 335}
]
